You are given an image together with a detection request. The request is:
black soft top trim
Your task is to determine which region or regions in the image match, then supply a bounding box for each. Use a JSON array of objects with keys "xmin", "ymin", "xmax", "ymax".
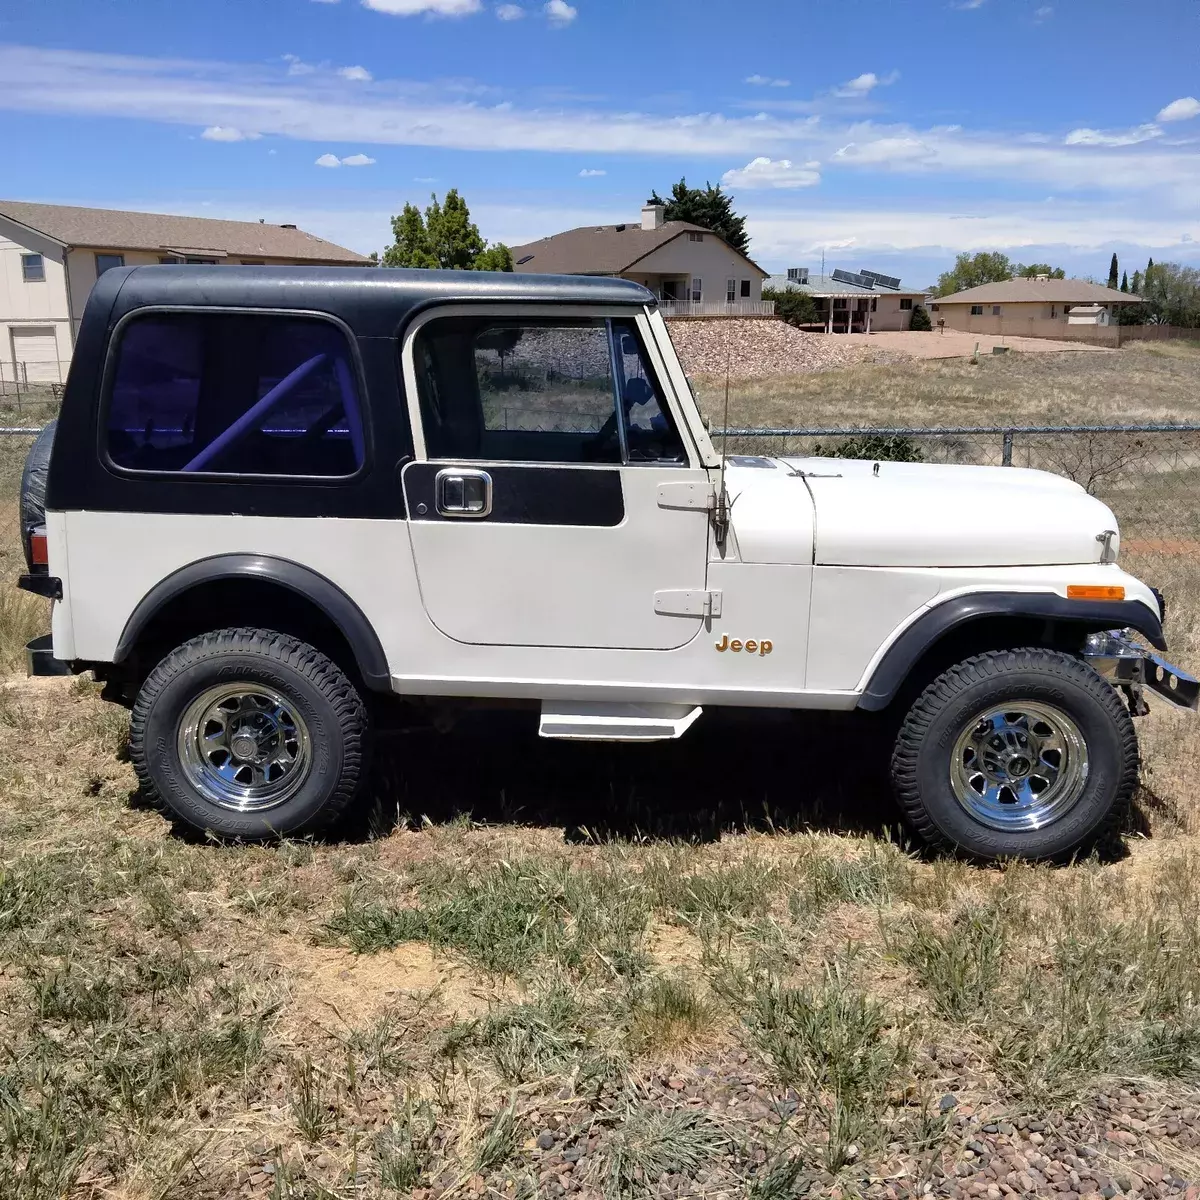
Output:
[{"xmin": 858, "ymin": 591, "xmax": 1166, "ymax": 712}]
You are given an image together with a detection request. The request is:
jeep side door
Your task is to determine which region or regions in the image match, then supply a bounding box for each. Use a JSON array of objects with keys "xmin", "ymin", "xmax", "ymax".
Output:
[{"xmin": 400, "ymin": 306, "xmax": 712, "ymax": 650}]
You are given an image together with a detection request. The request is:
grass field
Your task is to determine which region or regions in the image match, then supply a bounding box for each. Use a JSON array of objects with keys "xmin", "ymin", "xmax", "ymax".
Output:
[{"xmin": 2, "ymin": 345, "xmax": 1200, "ymax": 1199}]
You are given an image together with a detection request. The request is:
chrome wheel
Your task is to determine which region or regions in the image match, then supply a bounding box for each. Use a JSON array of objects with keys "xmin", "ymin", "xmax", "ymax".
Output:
[
  {"xmin": 177, "ymin": 683, "xmax": 312, "ymax": 812},
  {"xmin": 949, "ymin": 701, "xmax": 1089, "ymax": 831}
]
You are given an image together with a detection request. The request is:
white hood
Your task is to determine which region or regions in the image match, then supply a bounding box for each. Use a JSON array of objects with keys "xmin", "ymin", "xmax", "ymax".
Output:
[{"xmin": 723, "ymin": 456, "xmax": 1119, "ymax": 568}]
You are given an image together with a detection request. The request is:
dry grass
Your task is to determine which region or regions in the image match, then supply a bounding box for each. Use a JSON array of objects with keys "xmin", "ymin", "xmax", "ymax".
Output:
[
  {"xmin": 2, "ymin": 350, "xmax": 1200, "ymax": 1197},
  {"xmin": 692, "ymin": 339, "xmax": 1200, "ymax": 429}
]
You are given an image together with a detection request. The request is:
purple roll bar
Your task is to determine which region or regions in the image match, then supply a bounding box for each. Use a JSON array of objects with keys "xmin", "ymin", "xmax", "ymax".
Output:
[
  {"xmin": 333, "ymin": 355, "xmax": 365, "ymax": 467},
  {"xmin": 181, "ymin": 352, "xmax": 327, "ymax": 472}
]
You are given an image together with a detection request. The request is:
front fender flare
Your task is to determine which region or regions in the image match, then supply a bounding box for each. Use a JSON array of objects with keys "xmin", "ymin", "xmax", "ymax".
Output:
[
  {"xmin": 113, "ymin": 554, "xmax": 392, "ymax": 692},
  {"xmin": 857, "ymin": 591, "xmax": 1165, "ymax": 712}
]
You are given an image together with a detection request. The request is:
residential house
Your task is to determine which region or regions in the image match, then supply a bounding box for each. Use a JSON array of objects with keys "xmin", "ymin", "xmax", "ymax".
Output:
[
  {"xmin": 930, "ymin": 277, "xmax": 1141, "ymax": 337},
  {"xmin": 1, "ymin": 200, "xmax": 370, "ymax": 382},
  {"xmin": 510, "ymin": 205, "xmax": 770, "ymax": 316},
  {"xmin": 764, "ymin": 267, "xmax": 927, "ymax": 333}
]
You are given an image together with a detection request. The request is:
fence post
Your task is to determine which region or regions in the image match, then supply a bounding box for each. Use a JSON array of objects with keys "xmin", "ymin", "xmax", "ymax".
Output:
[{"xmin": 1002, "ymin": 430, "xmax": 1013, "ymax": 466}]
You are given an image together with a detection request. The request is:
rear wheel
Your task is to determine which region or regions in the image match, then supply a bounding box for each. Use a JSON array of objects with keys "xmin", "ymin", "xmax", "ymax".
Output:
[
  {"xmin": 892, "ymin": 647, "xmax": 1137, "ymax": 862},
  {"xmin": 130, "ymin": 628, "xmax": 369, "ymax": 840}
]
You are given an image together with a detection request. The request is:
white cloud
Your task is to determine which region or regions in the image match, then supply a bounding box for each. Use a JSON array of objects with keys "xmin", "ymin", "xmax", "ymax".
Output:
[
  {"xmin": 833, "ymin": 70, "xmax": 899, "ymax": 98},
  {"xmin": 1158, "ymin": 96, "xmax": 1200, "ymax": 123},
  {"xmin": 341, "ymin": 152, "xmax": 377, "ymax": 165},
  {"xmin": 952, "ymin": 0, "xmax": 986, "ymax": 8},
  {"xmin": 578, "ymin": 167, "xmax": 606, "ymax": 176},
  {"xmin": 362, "ymin": 0, "xmax": 482, "ymax": 14},
  {"xmin": 1033, "ymin": 5, "xmax": 1053, "ymax": 19},
  {"xmin": 1064, "ymin": 123, "xmax": 1161, "ymax": 147},
  {"xmin": 311, "ymin": 0, "xmax": 340, "ymax": 4},
  {"xmin": 496, "ymin": 2, "xmax": 524, "ymax": 16},
  {"xmin": 315, "ymin": 152, "xmax": 342, "ymax": 167},
  {"xmin": 283, "ymin": 53, "xmax": 314, "ymax": 76},
  {"xmin": 338, "ymin": 65, "xmax": 373, "ymax": 81},
  {"xmin": 544, "ymin": 0, "xmax": 576, "ymax": 25},
  {"xmin": 201, "ymin": 125, "xmax": 261, "ymax": 141},
  {"xmin": 722, "ymin": 156, "xmax": 821, "ymax": 189},
  {"xmin": 835, "ymin": 136, "xmax": 934, "ymax": 165},
  {"xmin": 745, "ymin": 74, "xmax": 790, "ymax": 88}
]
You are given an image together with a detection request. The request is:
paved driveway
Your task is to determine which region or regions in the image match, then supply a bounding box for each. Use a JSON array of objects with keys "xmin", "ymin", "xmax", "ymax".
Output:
[{"xmin": 832, "ymin": 329, "xmax": 1115, "ymax": 359}]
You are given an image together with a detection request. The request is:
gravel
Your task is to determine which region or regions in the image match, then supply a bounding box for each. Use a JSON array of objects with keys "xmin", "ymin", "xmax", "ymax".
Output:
[{"xmin": 667, "ymin": 317, "xmax": 910, "ymax": 378}]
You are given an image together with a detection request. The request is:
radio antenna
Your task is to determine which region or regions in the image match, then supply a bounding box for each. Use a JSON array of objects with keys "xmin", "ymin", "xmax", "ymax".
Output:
[{"xmin": 713, "ymin": 263, "xmax": 735, "ymax": 553}]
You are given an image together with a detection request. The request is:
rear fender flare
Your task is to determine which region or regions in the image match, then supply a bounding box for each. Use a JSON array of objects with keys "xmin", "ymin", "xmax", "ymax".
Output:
[{"xmin": 113, "ymin": 554, "xmax": 392, "ymax": 691}]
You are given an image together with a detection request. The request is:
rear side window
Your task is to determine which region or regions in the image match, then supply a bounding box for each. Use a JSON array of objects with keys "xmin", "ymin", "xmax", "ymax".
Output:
[{"xmin": 105, "ymin": 312, "xmax": 365, "ymax": 477}]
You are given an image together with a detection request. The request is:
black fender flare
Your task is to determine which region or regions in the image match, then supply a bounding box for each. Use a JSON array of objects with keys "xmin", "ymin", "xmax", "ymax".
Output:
[
  {"xmin": 857, "ymin": 591, "xmax": 1165, "ymax": 712},
  {"xmin": 113, "ymin": 554, "xmax": 392, "ymax": 691}
]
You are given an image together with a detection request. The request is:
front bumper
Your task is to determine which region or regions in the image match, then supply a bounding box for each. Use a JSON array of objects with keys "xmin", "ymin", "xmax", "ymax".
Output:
[{"xmin": 1083, "ymin": 629, "xmax": 1199, "ymax": 712}]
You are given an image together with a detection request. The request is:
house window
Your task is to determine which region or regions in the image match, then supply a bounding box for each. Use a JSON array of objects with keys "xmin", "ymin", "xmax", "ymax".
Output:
[
  {"xmin": 95, "ymin": 253, "xmax": 125, "ymax": 276},
  {"xmin": 412, "ymin": 316, "xmax": 684, "ymax": 466},
  {"xmin": 726, "ymin": 279, "xmax": 736, "ymax": 304},
  {"xmin": 970, "ymin": 305, "xmax": 984, "ymax": 316},
  {"xmin": 899, "ymin": 298, "xmax": 913, "ymax": 311},
  {"xmin": 870, "ymin": 298, "xmax": 878, "ymax": 312},
  {"xmin": 688, "ymin": 232, "xmax": 704, "ymax": 243},
  {"xmin": 691, "ymin": 277, "xmax": 703, "ymax": 303},
  {"xmin": 241, "ymin": 260, "xmax": 265, "ymax": 266},
  {"xmin": 832, "ymin": 298, "xmax": 848, "ymax": 311},
  {"xmin": 21, "ymin": 254, "xmax": 45, "ymax": 282},
  {"xmin": 1050, "ymin": 305, "xmax": 1058, "ymax": 319},
  {"xmin": 740, "ymin": 279, "xmax": 751, "ymax": 298},
  {"xmin": 992, "ymin": 305, "xmax": 1001, "ymax": 316},
  {"xmin": 105, "ymin": 312, "xmax": 366, "ymax": 477},
  {"xmin": 931, "ymin": 303, "xmax": 940, "ymax": 312}
]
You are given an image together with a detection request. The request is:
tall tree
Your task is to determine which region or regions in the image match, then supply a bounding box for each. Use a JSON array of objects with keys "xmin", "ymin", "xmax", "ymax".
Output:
[
  {"xmin": 646, "ymin": 179, "xmax": 750, "ymax": 256},
  {"xmin": 935, "ymin": 251, "xmax": 1014, "ymax": 296},
  {"xmin": 381, "ymin": 189, "xmax": 512, "ymax": 271},
  {"xmin": 1014, "ymin": 262, "xmax": 1066, "ymax": 279},
  {"xmin": 1107, "ymin": 252, "xmax": 1120, "ymax": 290},
  {"xmin": 1121, "ymin": 270, "xmax": 1129, "ymax": 292},
  {"xmin": 1131, "ymin": 269, "xmax": 1143, "ymax": 295}
]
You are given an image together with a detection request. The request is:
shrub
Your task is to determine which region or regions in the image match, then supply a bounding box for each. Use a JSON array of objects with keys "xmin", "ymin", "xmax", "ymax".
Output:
[
  {"xmin": 813, "ymin": 433, "xmax": 924, "ymax": 463},
  {"xmin": 908, "ymin": 303, "xmax": 932, "ymax": 331},
  {"xmin": 764, "ymin": 286, "xmax": 818, "ymax": 328}
]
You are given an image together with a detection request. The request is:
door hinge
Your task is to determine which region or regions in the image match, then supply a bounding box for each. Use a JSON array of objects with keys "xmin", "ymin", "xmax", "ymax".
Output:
[
  {"xmin": 654, "ymin": 589, "xmax": 722, "ymax": 618},
  {"xmin": 657, "ymin": 482, "xmax": 716, "ymax": 511}
]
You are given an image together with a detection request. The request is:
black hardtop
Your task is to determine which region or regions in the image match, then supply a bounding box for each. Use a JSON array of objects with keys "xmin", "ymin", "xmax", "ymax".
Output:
[{"xmin": 92, "ymin": 264, "xmax": 656, "ymax": 338}]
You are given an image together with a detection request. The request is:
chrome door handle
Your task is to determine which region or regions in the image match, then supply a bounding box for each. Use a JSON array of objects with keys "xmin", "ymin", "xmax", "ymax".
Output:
[{"xmin": 435, "ymin": 468, "xmax": 493, "ymax": 518}]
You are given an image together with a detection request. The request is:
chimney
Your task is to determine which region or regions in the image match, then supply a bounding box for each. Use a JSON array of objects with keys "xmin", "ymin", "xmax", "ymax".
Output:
[{"xmin": 641, "ymin": 204, "xmax": 666, "ymax": 231}]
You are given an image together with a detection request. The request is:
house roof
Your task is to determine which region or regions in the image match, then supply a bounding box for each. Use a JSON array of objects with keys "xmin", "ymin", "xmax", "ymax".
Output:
[
  {"xmin": 510, "ymin": 220, "xmax": 767, "ymax": 277},
  {"xmin": 764, "ymin": 272, "xmax": 926, "ymax": 298},
  {"xmin": 934, "ymin": 278, "xmax": 1140, "ymax": 305},
  {"xmin": 0, "ymin": 200, "xmax": 370, "ymax": 263}
]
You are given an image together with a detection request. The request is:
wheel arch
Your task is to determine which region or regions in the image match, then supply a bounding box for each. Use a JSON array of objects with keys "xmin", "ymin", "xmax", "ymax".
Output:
[
  {"xmin": 113, "ymin": 555, "xmax": 392, "ymax": 693},
  {"xmin": 858, "ymin": 591, "xmax": 1165, "ymax": 713}
]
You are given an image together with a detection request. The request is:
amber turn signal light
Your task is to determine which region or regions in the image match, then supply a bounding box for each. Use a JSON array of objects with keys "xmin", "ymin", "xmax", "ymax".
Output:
[{"xmin": 1067, "ymin": 584, "xmax": 1125, "ymax": 601}]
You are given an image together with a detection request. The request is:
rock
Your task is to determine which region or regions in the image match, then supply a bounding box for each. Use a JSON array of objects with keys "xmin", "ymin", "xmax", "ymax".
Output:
[
  {"xmin": 538, "ymin": 1130, "xmax": 556, "ymax": 1151},
  {"xmin": 940, "ymin": 1095, "xmax": 959, "ymax": 1113}
]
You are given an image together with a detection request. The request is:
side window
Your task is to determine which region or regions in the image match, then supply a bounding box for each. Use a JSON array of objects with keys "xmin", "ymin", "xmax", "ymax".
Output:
[
  {"xmin": 412, "ymin": 316, "xmax": 686, "ymax": 466},
  {"xmin": 106, "ymin": 312, "xmax": 365, "ymax": 478}
]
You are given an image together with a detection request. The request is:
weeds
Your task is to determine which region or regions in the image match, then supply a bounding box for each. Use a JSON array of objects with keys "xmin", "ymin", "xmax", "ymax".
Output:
[
  {"xmin": 895, "ymin": 906, "xmax": 1006, "ymax": 1022},
  {"xmin": 603, "ymin": 1105, "xmax": 723, "ymax": 1198},
  {"xmin": 627, "ymin": 974, "xmax": 717, "ymax": 1053},
  {"xmin": 291, "ymin": 1056, "xmax": 335, "ymax": 1143}
]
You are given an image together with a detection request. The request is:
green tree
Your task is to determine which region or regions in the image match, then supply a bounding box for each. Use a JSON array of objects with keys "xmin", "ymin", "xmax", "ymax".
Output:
[
  {"xmin": 763, "ymin": 285, "xmax": 817, "ymax": 327},
  {"xmin": 1120, "ymin": 270, "xmax": 1129, "ymax": 292},
  {"xmin": 1014, "ymin": 263, "xmax": 1066, "ymax": 279},
  {"xmin": 1131, "ymin": 269, "xmax": 1143, "ymax": 295},
  {"xmin": 1107, "ymin": 252, "xmax": 1119, "ymax": 291},
  {"xmin": 381, "ymin": 189, "xmax": 512, "ymax": 272},
  {"xmin": 908, "ymin": 303, "xmax": 932, "ymax": 331},
  {"xmin": 934, "ymin": 252, "xmax": 1014, "ymax": 296},
  {"xmin": 646, "ymin": 179, "xmax": 750, "ymax": 256}
]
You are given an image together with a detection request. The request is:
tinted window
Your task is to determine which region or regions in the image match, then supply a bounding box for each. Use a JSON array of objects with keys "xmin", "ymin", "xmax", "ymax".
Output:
[
  {"xmin": 106, "ymin": 312, "xmax": 365, "ymax": 477},
  {"xmin": 413, "ymin": 316, "xmax": 685, "ymax": 465},
  {"xmin": 95, "ymin": 253, "xmax": 125, "ymax": 276}
]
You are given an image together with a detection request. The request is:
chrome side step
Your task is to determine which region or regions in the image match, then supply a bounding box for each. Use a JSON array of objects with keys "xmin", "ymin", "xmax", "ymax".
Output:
[{"xmin": 538, "ymin": 701, "xmax": 703, "ymax": 742}]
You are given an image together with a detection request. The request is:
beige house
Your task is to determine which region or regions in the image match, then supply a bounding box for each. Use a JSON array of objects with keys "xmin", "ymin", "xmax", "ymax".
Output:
[
  {"xmin": 930, "ymin": 277, "xmax": 1141, "ymax": 338},
  {"xmin": 765, "ymin": 267, "xmax": 927, "ymax": 333},
  {"xmin": 0, "ymin": 200, "xmax": 370, "ymax": 383},
  {"xmin": 511, "ymin": 205, "xmax": 770, "ymax": 316}
]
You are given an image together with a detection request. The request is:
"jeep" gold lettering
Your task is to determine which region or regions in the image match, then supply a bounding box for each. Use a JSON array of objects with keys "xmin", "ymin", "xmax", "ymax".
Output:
[{"xmin": 714, "ymin": 634, "xmax": 773, "ymax": 656}]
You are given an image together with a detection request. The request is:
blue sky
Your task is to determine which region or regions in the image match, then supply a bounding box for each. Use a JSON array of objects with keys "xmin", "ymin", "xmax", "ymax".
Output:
[{"xmin": 1, "ymin": 0, "xmax": 1198, "ymax": 287}]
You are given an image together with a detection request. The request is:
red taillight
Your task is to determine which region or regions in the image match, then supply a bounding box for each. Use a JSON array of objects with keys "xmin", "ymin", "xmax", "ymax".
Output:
[{"xmin": 30, "ymin": 528, "xmax": 48, "ymax": 568}]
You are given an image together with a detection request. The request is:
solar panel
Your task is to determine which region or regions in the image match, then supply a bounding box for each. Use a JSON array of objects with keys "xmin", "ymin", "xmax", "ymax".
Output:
[
  {"xmin": 859, "ymin": 269, "xmax": 902, "ymax": 290},
  {"xmin": 831, "ymin": 268, "xmax": 874, "ymax": 288}
]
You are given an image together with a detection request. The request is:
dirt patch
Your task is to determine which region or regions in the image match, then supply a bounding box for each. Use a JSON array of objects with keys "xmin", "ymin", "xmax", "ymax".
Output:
[
  {"xmin": 274, "ymin": 936, "xmax": 511, "ymax": 1035},
  {"xmin": 1124, "ymin": 537, "xmax": 1200, "ymax": 555}
]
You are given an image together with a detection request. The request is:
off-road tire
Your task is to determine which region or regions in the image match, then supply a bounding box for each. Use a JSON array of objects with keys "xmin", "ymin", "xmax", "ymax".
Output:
[
  {"xmin": 129, "ymin": 627, "xmax": 369, "ymax": 840},
  {"xmin": 891, "ymin": 647, "xmax": 1137, "ymax": 862}
]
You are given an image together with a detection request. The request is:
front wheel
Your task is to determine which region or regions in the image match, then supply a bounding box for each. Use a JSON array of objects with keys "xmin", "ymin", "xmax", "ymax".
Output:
[
  {"xmin": 130, "ymin": 628, "xmax": 369, "ymax": 840},
  {"xmin": 891, "ymin": 648, "xmax": 1137, "ymax": 862}
]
